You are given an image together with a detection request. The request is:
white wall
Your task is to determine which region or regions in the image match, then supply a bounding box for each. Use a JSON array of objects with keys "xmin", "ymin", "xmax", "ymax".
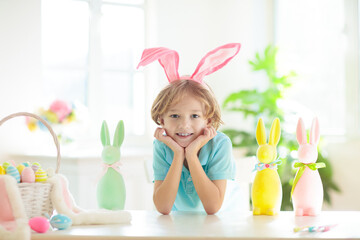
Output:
[{"xmin": 324, "ymin": 140, "xmax": 360, "ymax": 210}]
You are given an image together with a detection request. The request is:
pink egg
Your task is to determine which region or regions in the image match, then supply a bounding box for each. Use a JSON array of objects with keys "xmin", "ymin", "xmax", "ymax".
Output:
[
  {"xmin": 29, "ymin": 217, "xmax": 50, "ymax": 233},
  {"xmin": 21, "ymin": 167, "xmax": 35, "ymax": 183}
]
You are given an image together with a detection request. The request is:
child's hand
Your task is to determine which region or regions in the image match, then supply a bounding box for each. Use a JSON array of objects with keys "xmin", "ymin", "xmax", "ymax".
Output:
[
  {"xmin": 185, "ymin": 127, "xmax": 217, "ymax": 159},
  {"xmin": 154, "ymin": 128, "xmax": 184, "ymax": 156}
]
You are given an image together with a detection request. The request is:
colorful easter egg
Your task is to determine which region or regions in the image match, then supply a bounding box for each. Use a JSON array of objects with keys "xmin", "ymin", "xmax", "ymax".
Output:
[
  {"xmin": 22, "ymin": 162, "xmax": 30, "ymax": 167},
  {"xmin": 21, "ymin": 167, "xmax": 35, "ymax": 183},
  {"xmin": 35, "ymin": 168, "xmax": 48, "ymax": 182},
  {"xmin": 0, "ymin": 166, "xmax": 5, "ymax": 175},
  {"xmin": 32, "ymin": 162, "xmax": 41, "ymax": 167},
  {"xmin": 6, "ymin": 166, "xmax": 20, "ymax": 183},
  {"xmin": 50, "ymin": 214, "xmax": 72, "ymax": 230},
  {"xmin": 32, "ymin": 164, "xmax": 39, "ymax": 173},
  {"xmin": 29, "ymin": 217, "xmax": 50, "ymax": 233},
  {"xmin": 17, "ymin": 164, "xmax": 26, "ymax": 175},
  {"xmin": 3, "ymin": 162, "xmax": 11, "ymax": 170}
]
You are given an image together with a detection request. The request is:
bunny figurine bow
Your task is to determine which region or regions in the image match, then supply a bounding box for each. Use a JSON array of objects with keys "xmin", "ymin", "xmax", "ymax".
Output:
[{"xmin": 137, "ymin": 43, "xmax": 241, "ymax": 84}]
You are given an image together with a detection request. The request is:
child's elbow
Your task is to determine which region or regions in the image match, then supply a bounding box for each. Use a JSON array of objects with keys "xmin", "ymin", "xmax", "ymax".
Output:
[
  {"xmin": 154, "ymin": 200, "xmax": 172, "ymax": 215},
  {"xmin": 156, "ymin": 206, "xmax": 171, "ymax": 215},
  {"xmin": 205, "ymin": 209, "xmax": 219, "ymax": 215},
  {"xmin": 204, "ymin": 205, "xmax": 221, "ymax": 215}
]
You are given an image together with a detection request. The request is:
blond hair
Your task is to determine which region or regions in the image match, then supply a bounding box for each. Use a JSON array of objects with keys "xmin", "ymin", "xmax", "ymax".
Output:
[{"xmin": 151, "ymin": 80, "xmax": 223, "ymax": 130}]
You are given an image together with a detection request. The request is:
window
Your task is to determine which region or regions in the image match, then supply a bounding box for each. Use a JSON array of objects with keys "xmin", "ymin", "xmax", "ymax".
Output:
[
  {"xmin": 42, "ymin": 0, "xmax": 89, "ymax": 104},
  {"xmin": 275, "ymin": 0, "xmax": 348, "ymax": 136},
  {"xmin": 41, "ymin": 0, "xmax": 147, "ymax": 147}
]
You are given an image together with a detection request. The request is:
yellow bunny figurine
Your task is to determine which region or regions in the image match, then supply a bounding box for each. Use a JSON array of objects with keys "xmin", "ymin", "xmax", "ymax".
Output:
[{"xmin": 251, "ymin": 118, "xmax": 282, "ymax": 215}]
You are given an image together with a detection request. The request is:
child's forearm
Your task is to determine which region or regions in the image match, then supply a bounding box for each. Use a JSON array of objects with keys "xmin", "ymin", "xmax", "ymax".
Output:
[
  {"xmin": 187, "ymin": 155, "xmax": 226, "ymax": 215},
  {"xmin": 153, "ymin": 152, "xmax": 184, "ymax": 214}
]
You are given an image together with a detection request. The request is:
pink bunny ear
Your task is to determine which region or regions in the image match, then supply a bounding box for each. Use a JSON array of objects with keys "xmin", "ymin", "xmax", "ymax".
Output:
[
  {"xmin": 309, "ymin": 117, "xmax": 320, "ymax": 145},
  {"xmin": 57, "ymin": 174, "xmax": 81, "ymax": 214},
  {"xmin": 0, "ymin": 175, "xmax": 29, "ymax": 236},
  {"xmin": 296, "ymin": 118, "xmax": 307, "ymax": 144},
  {"xmin": 137, "ymin": 47, "xmax": 180, "ymax": 83},
  {"xmin": 191, "ymin": 43, "xmax": 241, "ymax": 83},
  {"xmin": 0, "ymin": 177, "xmax": 15, "ymax": 223}
]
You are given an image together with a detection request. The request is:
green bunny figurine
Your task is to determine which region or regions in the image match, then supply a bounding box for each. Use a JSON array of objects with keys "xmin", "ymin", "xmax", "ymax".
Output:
[{"xmin": 97, "ymin": 120, "xmax": 126, "ymax": 210}]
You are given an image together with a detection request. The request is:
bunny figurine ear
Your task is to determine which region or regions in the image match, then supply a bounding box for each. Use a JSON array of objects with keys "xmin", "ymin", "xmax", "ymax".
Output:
[
  {"xmin": 137, "ymin": 47, "xmax": 180, "ymax": 83},
  {"xmin": 191, "ymin": 43, "xmax": 241, "ymax": 83},
  {"xmin": 0, "ymin": 177, "xmax": 15, "ymax": 223},
  {"xmin": 296, "ymin": 118, "xmax": 307, "ymax": 145},
  {"xmin": 256, "ymin": 118, "xmax": 267, "ymax": 145},
  {"xmin": 101, "ymin": 121, "xmax": 111, "ymax": 147},
  {"xmin": 113, "ymin": 120, "xmax": 125, "ymax": 148},
  {"xmin": 309, "ymin": 117, "xmax": 320, "ymax": 145},
  {"xmin": 0, "ymin": 175, "xmax": 30, "ymax": 236},
  {"xmin": 269, "ymin": 118, "xmax": 281, "ymax": 146}
]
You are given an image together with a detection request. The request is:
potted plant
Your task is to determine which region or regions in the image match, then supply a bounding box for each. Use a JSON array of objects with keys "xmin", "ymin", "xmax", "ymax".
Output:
[{"xmin": 222, "ymin": 45, "xmax": 340, "ymax": 210}]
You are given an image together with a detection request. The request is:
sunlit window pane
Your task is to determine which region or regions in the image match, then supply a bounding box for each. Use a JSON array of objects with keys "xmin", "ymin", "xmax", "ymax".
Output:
[
  {"xmin": 101, "ymin": 71, "xmax": 145, "ymax": 135},
  {"xmin": 276, "ymin": 0, "xmax": 346, "ymax": 135},
  {"xmin": 42, "ymin": 0, "xmax": 146, "ymax": 138},
  {"xmin": 100, "ymin": 3, "xmax": 145, "ymax": 135},
  {"xmin": 43, "ymin": 69, "xmax": 87, "ymax": 103},
  {"xmin": 101, "ymin": 5, "xmax": 144, "ymax": 70},
  {"xmin": 102, "ymin": 72, "xmax": 132, "ymax": 110},
  {"xmin": 133, "ymin": 72, "xmax": 145, "ymax": 135},
  {"xmin": 103, "ymin": 0, "xmax": 144, "ymax": 5},
  {"xmin": 42, "ymin": 0, "xmax": 89, "ymax": 106},
  {"xmin": 42, "ymin": 0, "xmax": 89, "ymax": 68}
]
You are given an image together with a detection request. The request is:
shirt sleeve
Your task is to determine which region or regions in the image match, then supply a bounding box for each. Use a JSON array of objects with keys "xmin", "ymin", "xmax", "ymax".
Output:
[
  {"xmin": 153, "ymin": 140, "xmax": 170, "ymax": 181},
  {"xmin": 206, "ymin": 135, "xmax": 236, "ymax": 180}
]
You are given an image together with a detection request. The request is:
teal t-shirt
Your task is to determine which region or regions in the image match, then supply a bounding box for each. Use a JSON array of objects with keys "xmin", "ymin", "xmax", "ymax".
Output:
[{"xmin": 153, "ymin": 131, "xmax": 236, "ymax": 212}]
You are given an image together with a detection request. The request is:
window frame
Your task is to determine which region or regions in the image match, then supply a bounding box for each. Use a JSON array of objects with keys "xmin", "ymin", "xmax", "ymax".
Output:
[
  {"xmin": 344, "ymin": 0, "xmax": 360, "ymax": 138},
  {"xmin": 42, "ymin": 0, "xmax": 153, "ymax": 149}
]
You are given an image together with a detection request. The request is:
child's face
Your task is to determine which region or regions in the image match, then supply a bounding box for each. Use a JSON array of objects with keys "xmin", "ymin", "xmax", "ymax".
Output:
[{"xmin": 160, "ymin": 94, "xmax": 210, "ymax": 148}]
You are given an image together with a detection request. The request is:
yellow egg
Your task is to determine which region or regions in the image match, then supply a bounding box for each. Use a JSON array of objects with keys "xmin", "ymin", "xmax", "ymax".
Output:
[
  {"xmin": 35, "ymin": 168, "xmax": 48, "ymax": 182},
  {"xmin": 27, "ymin": 122, "xmax": 38, "ymax": 131},
  {"xmin": 0, "ymin": 166, "xmax": 5, "ymax": 175},
  {"xmin": 17, "ymin": 164, "xmax": 26, "ymax": 175}
]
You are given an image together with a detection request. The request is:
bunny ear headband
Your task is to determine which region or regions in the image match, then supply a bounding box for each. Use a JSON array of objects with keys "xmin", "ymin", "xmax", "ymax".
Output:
[{"xmin": 137, "ymin": 43, "xmax": 241, "ymax": 84}]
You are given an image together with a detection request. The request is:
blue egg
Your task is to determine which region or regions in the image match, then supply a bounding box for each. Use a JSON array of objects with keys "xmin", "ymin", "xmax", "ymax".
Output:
[
  {"xmin": 22, "ymin": 162, "xmax": 30, "ymax": 167},
  {"xmin": 50, "ymin": 214, "xmax": 72, "ymax": 230},
  {"xmin": 6, "ymin": 166, "xmax": 20, "ymax": 183}
]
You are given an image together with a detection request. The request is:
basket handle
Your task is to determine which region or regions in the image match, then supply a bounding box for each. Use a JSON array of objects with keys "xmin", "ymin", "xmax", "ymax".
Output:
[{"xmin": 0, "ymin": 112, "xmax": 61, "ymax": 173}]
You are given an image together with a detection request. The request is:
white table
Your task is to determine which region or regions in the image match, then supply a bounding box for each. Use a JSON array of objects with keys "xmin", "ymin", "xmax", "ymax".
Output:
[{"xmin": 31, "ymin": 211, "xmax": 360, "ymax": 239}]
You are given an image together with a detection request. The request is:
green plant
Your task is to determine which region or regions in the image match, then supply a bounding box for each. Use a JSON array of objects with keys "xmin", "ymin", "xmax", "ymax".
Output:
[{"xmin": 222, "ymin": 45, "xmax": 340, "ymax": 210}]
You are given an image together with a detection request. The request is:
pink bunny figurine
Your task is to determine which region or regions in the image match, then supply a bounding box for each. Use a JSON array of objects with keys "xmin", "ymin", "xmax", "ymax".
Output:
[{"xmin": 291, "ymin": 117, "xmax": 326, "ymax": 216}]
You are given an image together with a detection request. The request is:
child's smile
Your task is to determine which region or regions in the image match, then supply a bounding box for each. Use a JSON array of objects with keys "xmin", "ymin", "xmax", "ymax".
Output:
[
  {"xmin": 176, "ymin": 133, "xmax": 193, "ymax": 137},
  {"xmin": 160, "ymin": 94, "xmax": 209, "ymax": 148}
]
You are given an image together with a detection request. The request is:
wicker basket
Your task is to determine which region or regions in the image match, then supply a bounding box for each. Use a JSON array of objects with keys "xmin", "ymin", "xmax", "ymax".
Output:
[{"xmin": 0, "ymin": 112, "xmax": 61, "ymax": 218}]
